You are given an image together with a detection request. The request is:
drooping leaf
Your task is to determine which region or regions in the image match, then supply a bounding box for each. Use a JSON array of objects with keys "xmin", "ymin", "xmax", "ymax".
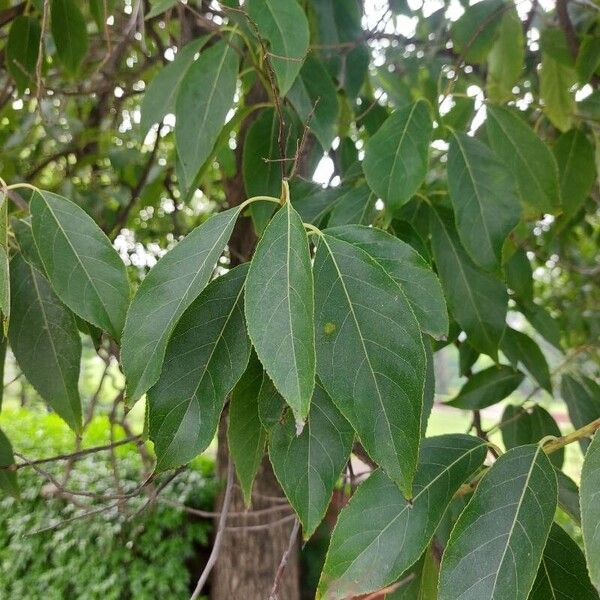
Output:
[
  {"xmin": 438, "ymin": 444, "xmax": 557, "ymax": 600},
  {"xmin": 327, "ymin": 184, "xmax": 376, "ymax": 228},
  {"xmin": 446, "ymin": 365, "xmax": 523, "ymax": 410},
  {"xmin": 89, "ymin": 0, "xmax": 115, "ymax": 30},
  {"xmin": 50, "ymin": 0, "xmax": 89, "ymax": 75},
  {"xmin": 314, "ymin": 231, "xmax": 426, "ymax": 497},
  {"xmin": 6, "ymin": 16, "xmax": 41, "ymax": 94},
  {"xmin": 430, "ymin": 206, "xmax": 507, "ymax": 358},
  {"xmin": 529, "ymin": 523, "xmax": 600, "ymax": 600},
  {"xmin": 287, "ymin": 53, "xmax": 338, "ymax": 150},
  {"xmin": 12, "ymin": 217, "xmax": 44, "ymax": 272},
  {"xmin": 267, "ymin": 381, "xmax": 353, "ymax": 538},
  {"xmin": 540, "ymin": 53, "xmax": 576, "ymax": 132},
  {"xmin": 30, "ymin": 191, "xmax": 129, "ymax": 341},
  {"xmin": 576, "ymin": 35, "xmax": 600, "ymax": 84},
  {"xmin": 122, "ymin": 207, "xmax": 241, "ymax": 404},
  {"xmin": 363, "ymin": 100, "xmax": 432, "ymax": 214},
  {"xmin": 554, "ymin": 128, "xmax": 597, "ymax": 218},
  {"xmin": 519, "ymin": 301, "xmax": 562, "ymax": 351},
  {"xmin": 0, "ymin": 428, "xmax": 18, "ymax": 498},
  {"xmin": 422, "ymin": 337, "xmax": 435, "ymax": 435},
  {"xmin": 228, "ymin": 351, "xmax": 267, "ymax": 506},
  {"xmin": 325, "ymin": 225, "xmax": 448, "ymax": 340},
  {"xmin": 560, "ymin": 374, "xmax": 600, "ymax": 452},
  {"xmin": 450, "ymin": 0, "xmax": 504, "ymax": 64},
  {"xmin": 501, "ymin": 328, "xmax": 552, "ymax": 393},
  {"xmin": 505, "ymin": 248, "xmax": 533, "ymax": 303},
  {"xmin": 245, "ymin": 201, "xmax": 315, "ymax": 427},
  {"xmin": 386, "ymin": 547, "xmax": 438, "ymax": 600},
  {"xmin": 447, "ymin": 131, "xmax": 521, "ymax": 271},
  {"xmin": 486, "ymin": 8, "xmax": 524, "ymax": 103},
  {"xmin": 148, "ymin": 264, "xmax": 250, "ymax": 472},
  {"xmin": 9, "ymin": 254, "xmax": 82, "ymax": 433},
  {"xmin": 459, "ymin": 341, "xmax": 479, "ymax": 377},
  {"xmin": 581, "ymin": 430, "xmax": 600, "ymax": 589},
  {"xmin": 140, "ymin": 37, "xmax": 207, "ymax": 136},
  {"xmin": 556, "ymin": 469, "xmax": 581, "ymax": 524},
  {"xmin": 0, "ymin": 337, "xmax": 5, "ymax": 410},
  {"xmin": 486, "ymin": 106, "xmax": 559, "ymax": 213},
  {"xmin": 175, "ymin": 39, "xmax": 239, "ymax": 190},
  {"xmin": 246, "ymin": 0, "xmax": 309, "ymax": 95},
  {"xmin": 500, "ymin": 405, "xmax": 563, "ymax": 468},
  {"xmin": 317, "ymin": 435, "xmax": 487, "ymax": 600}
]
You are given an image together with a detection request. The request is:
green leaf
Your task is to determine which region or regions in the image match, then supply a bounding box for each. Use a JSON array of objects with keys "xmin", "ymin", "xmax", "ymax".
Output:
[
  {"xmin": 422, "ymin": 337, "xmax": 435, "ymax": 435},
  {"xmin": 554, "ymin": 128, "xmax": 597, "ymax": 218},
  {"xmin": 175, "ymin": 39, "xmax": 239, "ymax": 190},
  {"xmin": 247, "ymin": 0, "xmax": 309, "ymax": 95},
  {"xmin": 317, "ymin": 435, "xmax": 487, "ymax": 600},
  {"xmin": 325, "ymin": 224, "xmax": 449, "ymax": 340},
  {"xmin": 448, "ymin": 131, "xmax": 521, "ymax": 271},
  {"xmin": 228, "ymin": 351, "xmax": 267, "ymax": 506},
  {"xmin": 363, "ymin": 100, "xmax": 432, "ymax": 214},
  {"xmin": 447, "ymin": 365, "xmax": 523, "ymax": 410},
  {"xmin": 486, "ymin": 8, "xmax": 524, "ymax": 103},
  {"xmin": 500, "ymin": 405, "xmax": 563, "ymax": 469},
  {"xmin": 530, "ymin": 523, "xmax": 600, "ymax": 600},
  {"xmin": 459, "ymin": 341, "xmax": 479, "ymax": 377},
  {"xmin": 245, "ymin": 202, "xmax": 315, "ymax": 427},
  {"xmin": 89, "ymin": 0, "xmax": 115, "ymax": 30},
  {"xmin": 540, "ymin": 53, "xmax": 576, "ymax": 132},
  {"xmin": 501, "ymin": 328, "xmax": 552, "ymax": 393},
  {"xmin": 287, "ymin": 53, "xmax": 338, "ymax": 149},
  {"xmin": 327, "ymin": 184, "xmax": 376, "ymax": 228},
  {"xmin": 314, "ymin": 231, "xmax": 426, "ymax": 497},
  {"xmin": 148, "ymin": 264, "xmax": 250, "ymax": 472},
  {"xmin": 505, "ymin": 248, "xmax": 533, "ymax": 303},
  {"xmin": 581, "ymin": 430, "xmax": 600, "ymax": 589},
  {"xmin": 560, "ymin": 374, "xmax": 600, "ymax": 452},
  {"xmin": 267, "ymin": 381, "xmax": 353, "ymax": 538},
  {"xmin": 9, "ymin": 254, "xmax": 82, "ymax": 432},
  {"xmin": 140, "ymin": 37, "xmax": 207, "ymax": 136},
  {"xmin": 576, "ymin": 35, "xmax": 600, "ymax": 84},
  {"xmin": 438, "ymin": 444, "xmax": 558, "ymax": 600},
  {"xmin": 0, "ymin": 428, "xmax": 18, "ymax": 498},
  {"xmin": 556, "ymin": 469, "xmax": 581, "ymax": 524},
  {"xmin": 486, "ymin": 106, "xmax": 559, "ymax": 213},
  {"xmin": 6, "ymin": 16, "xmax": 41, "ymax": 94},
  {"xmin": 450, "ymin": 0, "xmax": 504, "ymax": 64},
  {"xmin": 145, "ymin": 0, "xmax": 177, "ymax": 19},
  {"xmin": 12, "ymin": 217, "xmax": 44, "ymax": 272},
  {"xmin": 0, "ymin": 337, "xmax": 5, "ymax": 410},
  {"xmin": 257, "ymin": 370, "xmax": 286, "ymax": 432},
  {"xmin": 0, "ymin": 195, "xmax": 9, "ymax": 335},
  {"xmin": 50, "ymin": 0, "xmax": 89, "ymax": 75},
  {"xmin": 519, "ymin": 302, "xmax": 562, "ymax": 350},
  {"xmin": 30, "ymin": 191, "xmax": 130, "ymax": 341},
  {"xmin": 121, "ymin": 207, "xmax": 241, "ymax": 404},
  {"xmin": 386, "ymin": 547, "xmax": 438, "ymax": 599},
  {"xmin": 430, "ymin": 206, "xmax": 507, "ymax": 358}
]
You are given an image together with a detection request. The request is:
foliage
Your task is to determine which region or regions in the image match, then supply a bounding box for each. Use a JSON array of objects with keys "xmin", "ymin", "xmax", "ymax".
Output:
[{"xmin": 1, "ymin": 0, "xmax": 600, "ymax": 598}]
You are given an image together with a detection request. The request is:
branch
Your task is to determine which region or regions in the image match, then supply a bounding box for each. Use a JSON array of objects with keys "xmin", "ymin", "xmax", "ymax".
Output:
[
  {"xmin": 556, "ymin": 0, "xmax": 579, "ymax": 58},
  {"xmin": 267, "ymin": 518, "xmax": 300, "ymax": 600},
  {"xmin": 189, "ymin": 459, "xmax": 234, "ymax": 600},
  {"xmin": 543, "ymin": 417, "xmax": 600, "ymax": 454}
]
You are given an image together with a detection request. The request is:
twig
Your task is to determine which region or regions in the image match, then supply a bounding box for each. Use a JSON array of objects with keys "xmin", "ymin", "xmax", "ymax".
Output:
[
  {"xmin": 542, "ymin": 417, "xmax": 600, "ymax": 454},
  {"xmin": 130, "ymin": 467, "xmax": 184, "ymax": 519},
  {"xmin": 227, "ymin": 514, "xmax": 296, "ymax": 533},
  {"xmin": 34, "ymin": 0, "xmax": 49, "ymax": 103},
  {"xmin": 267, "ymin": 518, "xmax": 300, "ymax": 600},
  {"xmin": 362, "ymin": 574, "xmax": 416, "ymax": 599},
  {"xmin": 160, "ymin": 497, "xmax": 291, "ymax": 518},
  {"xmin": 189, "ymin": 459, "xmax": 235, "ymax": 600}
]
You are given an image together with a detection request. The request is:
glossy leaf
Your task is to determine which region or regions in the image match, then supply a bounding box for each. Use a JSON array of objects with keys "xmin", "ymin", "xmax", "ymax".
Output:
[
  {"xmin": 447, "ymin": 131, "xmax": 521, "ymax": 271},
  {"xmin": 314, "ymin": 231, "xmax": 426, "ymax": 497},
  {"xmin": 430, "ymin": 206, "xmax": 507, "ymax": 358},
  {"xmin": 228, "ymin": 351, "xmax": 267, "ymax": 506},
  {"xmin": 267, "ymin": 381, "xmax": 353, "ymax": 538},
  {"xmin": 581, "ymin": 430, "xmax": 600, "ymax": 589},
  {"xmin": 486, "ymin": 106, "xmax": 559, "ymax": 213},
  {"xmin": 245, "ymin": 202, "xmax": 315, "ymax": 427},
  {"xmin": 175, "ymin": 39, "xmax": 239, "ymax": 190},
  {"xmin": 0, "ymin": 428, "xmax": 18, "ymax": 498},
  {"xmin": 140, "ymin": 37, "xmax": 206, "ymax": 135},
  {"xmin": 6, "ymin": 16, "xmax": 41, "ymax": 94},
  {"xmin": 560, "ymin": 374, "xmax": 600, "ymax": 452},
  {"xmin": 31, "ymin": 190, "xmax": 129, "ymax": 341},
  {"xmin": 529, "ymin": 523, "xmax": 599, "ymax": 600},
  {"xmin": 363, "ymin": 100, "xmax": 432, "ymax": 214},
  {"xmin": 540, "ymin": 53, "xmax": 576, "ymax": 132},
  {"xmin": 447, "ymin": 365, "xmax": 524, "ymax": 410},
  {"xmin": 318, "ymin": 435, "xmax": 487, "ymax": 599},
  {"xmin": 439, "ymin": 444, "xmax": 558, "ymax": 600},
  {"xmin": 247, "ymin": 0, "xmax": 309, "ymax": 95},
  {"xmin": 9, "ymin": 254, "xmax": 82, "ymax": 433},
  {"xmin": 148, "ymin": 264, "xmax": 250, "ymax": 472},
  {"xmin": 500, "ymin": 405, "xmax": 563, "ymax": 469},
  {"xmin": 554, "ymin": 128, "xmax": 597, "ymax": 218},
  {"xmin": 50, "ymin": 0, "xmax": 89, "ymax": 75},
  {"xmin": 121, "ymin": 207, "xmax": 241, "ymax": 404},
  {"xmin": 501, "ymin": 328, "xmax": 552, "ymax": 393},
  {"xmin": 326, "ymin": 224, "xmax": 448, "ymax": 340},
  {"xmin": 287, "ymin": 53, "xmax": 338, "ymax": 150}
]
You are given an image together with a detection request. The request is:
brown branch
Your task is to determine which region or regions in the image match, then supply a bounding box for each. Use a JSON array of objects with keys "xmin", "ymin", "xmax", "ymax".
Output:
[
  {"xmin": 556, "ymin": 0, "xmax": 579, "ymax": 58},
  {"xmin": 267, "ymin": 518, "xmax": 300, "ymax": 600}
]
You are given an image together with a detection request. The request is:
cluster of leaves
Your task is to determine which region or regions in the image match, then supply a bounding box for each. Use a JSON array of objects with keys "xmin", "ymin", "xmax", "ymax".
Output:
[{"xmin": 1, "ymin": 0, "xmax": 600, "ymax": 598}]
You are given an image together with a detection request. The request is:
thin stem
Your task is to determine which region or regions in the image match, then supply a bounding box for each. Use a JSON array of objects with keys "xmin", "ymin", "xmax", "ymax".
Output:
[
  {"xmin": 6, "ymin": 182, "xmax": 40, "ymax": 193},
  {"xmin": 542, "ymin": 417, "xmax": 600, "ymax": 455},
  {"xmin": 304, "ymin": 222, "xmax": 322, "ymax": 237},
  {"xmin": 238, "ymin": 195, "xmax": 281, "ymax": 212}
]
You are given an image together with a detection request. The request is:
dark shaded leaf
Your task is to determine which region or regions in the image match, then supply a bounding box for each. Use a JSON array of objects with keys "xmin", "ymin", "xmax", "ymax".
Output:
[
  {"xmin": 501, "ymin": 328, "xmax": 552, "ymax": 393},
  {"xmin": 6, "ymin": 16, "xmax": 41, "ymax": 94},
  {"xmin": 0, "ymin": 428, "xmax": 18, "ymax": 498},
  {"xmin": 51, "ymin": 0, "xmax": 89, "ymax": 75},
  {"xmin": 560, "ymin": 374, "xmax": 600, "ymax": 451},
  {"xmin": 581, "ymin": 429, "xmax": 600, "ymax": 588}
]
